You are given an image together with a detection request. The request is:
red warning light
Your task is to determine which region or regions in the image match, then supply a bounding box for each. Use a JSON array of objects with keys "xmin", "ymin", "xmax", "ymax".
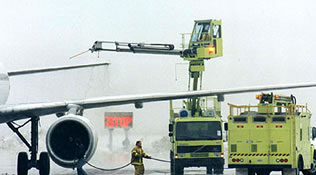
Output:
[{"xmin": 208, "ymin": 46, "xmax": 216, "ymax": 54}]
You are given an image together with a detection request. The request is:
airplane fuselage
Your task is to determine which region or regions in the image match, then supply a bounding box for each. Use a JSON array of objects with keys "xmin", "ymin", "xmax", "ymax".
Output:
[{"xmin": 0, "ymin": 63, "xmax": 10, "ymax": 105}]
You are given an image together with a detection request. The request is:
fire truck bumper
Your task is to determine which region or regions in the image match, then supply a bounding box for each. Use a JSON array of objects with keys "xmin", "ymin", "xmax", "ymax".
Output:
[
  {"xmin": 175, "ymin": 158, "xmax": 224, "ymax": 167},
  {"xmin": 229, "ymin": 164, "xmax": 292, "ymax": 169}
]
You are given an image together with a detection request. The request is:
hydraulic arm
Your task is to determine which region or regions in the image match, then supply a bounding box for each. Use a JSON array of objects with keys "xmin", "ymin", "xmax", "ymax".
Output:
[
  {"xmin": 87, "ymin": 19, "xmax": 223, "ymax": 116},
  {"xmin": 90, "ymin": 41, "xmax": 181, "ymax": 56}
]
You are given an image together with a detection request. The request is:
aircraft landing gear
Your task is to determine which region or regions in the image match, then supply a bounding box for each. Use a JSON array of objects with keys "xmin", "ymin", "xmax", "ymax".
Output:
[
  {"xmin": 39, "ymin": 152, "xmax": 50, "ymax": 175},
  {"xmin": 17, "ymin": 152, "xmax": 28, "ymax": 175},
  {"xmin": 7, "ymin": 117, "xmax": 50, "ymax": 175}
]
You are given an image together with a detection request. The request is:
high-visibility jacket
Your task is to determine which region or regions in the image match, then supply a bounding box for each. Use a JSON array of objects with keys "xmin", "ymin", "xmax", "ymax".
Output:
[{"xmin": 131, "ymin": 146, "xmax": 150, "ymax": 165}]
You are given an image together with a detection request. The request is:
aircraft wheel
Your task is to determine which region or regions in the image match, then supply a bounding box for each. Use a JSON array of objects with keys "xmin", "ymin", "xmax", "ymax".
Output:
[
  {"xmin": 39, "ymin": 152, "xmax": 50, "ymax": 175},
  {"xmin": 17, "ymin": 152, "xmax": 29, "ymax": 175}
]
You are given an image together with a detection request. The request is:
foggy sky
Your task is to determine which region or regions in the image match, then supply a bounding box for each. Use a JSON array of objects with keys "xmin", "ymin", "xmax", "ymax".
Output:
[{"xmin": 0, "ymin": 0, "xmax": 316, "ymax": 168}]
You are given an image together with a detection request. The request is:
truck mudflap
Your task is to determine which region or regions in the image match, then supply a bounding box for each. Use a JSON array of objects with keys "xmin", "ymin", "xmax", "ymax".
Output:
[{"xmin": 175, "ymin": 157, "xmax": 224, "ymax": 167}]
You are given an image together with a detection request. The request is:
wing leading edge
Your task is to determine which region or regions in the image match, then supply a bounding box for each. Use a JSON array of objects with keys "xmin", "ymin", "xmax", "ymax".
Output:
[
  {"xmin": 7, "ymin": 62, "xmax": 110, "ymax": 76},
  {"xmin": 1, "ymin": 82, "xmax": 316, "ymax": 123}
]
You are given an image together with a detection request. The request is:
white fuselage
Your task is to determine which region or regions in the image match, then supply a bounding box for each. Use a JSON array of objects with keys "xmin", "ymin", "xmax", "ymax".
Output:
[{"xmin": 0, "ymin": 63, "xmax": 10, "ymax": 105}]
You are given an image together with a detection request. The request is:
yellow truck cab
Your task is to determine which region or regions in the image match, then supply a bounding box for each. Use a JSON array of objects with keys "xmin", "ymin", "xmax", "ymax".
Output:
[
  {"xmin": 227, "ymin": 93, "xmax": 316, "ymax": 175},
  {"xmin": 169, "ymin": 97, "xmax": 225, "ymax": 175}
]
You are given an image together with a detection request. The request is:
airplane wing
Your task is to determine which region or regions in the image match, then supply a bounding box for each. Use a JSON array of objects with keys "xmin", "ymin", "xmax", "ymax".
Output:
[
  {"xmin": 1, "ymin": 82, "xmax": 315, "ymax": 123},
  {"xmin": 7, "ymin": 62, "xmax": 110, "ymax": 76}
]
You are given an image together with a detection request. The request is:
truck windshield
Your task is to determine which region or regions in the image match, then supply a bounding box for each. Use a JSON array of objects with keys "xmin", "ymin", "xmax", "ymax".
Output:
[
  {"xmin": 191, "ymin": 22, "xmax": 210, "ymax": 42},
  {"xmin": 176, "ymin": 121, "xmax": 222, "ymax": 141}
]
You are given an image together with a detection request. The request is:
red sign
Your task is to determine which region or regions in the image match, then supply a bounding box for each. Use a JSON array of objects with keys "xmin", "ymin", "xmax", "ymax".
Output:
[{"xmin": 104, "ymin": 112, "xmax": 133, "ymax": 128}]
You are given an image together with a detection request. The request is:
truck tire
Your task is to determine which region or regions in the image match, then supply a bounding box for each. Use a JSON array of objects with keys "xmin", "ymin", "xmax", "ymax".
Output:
[
  {"xmin": 236, "ymin": 168, "xmax": 249, "ymax": 175},
  {"xmin": 207, "ymin": 165, "xmax": 213, "ymax": 175},
  {"xmin": 256, "ymin": 169, "xmax": 271, "ymax": 175},
  {"xmin": 303, "ymin": 157, "xmax": 316, "ymax": 175},
  {"xmin": 170, "ymin": 162, "xmax": 175, "ymax": 175},
  {"xmin": 298, "ymin": 156, "xmax": 304, "ymax": 171},
  {"xmin": 214, "ymin": 165, "xmax": 224, "ymax": 174},
  {"xmin": 248, "ymin": 168, "xmax": 255, "ymax": 175},
  {"xmin": 282, "ymin": 168, "xmax": 299, "ymax": 175},
  {"xmin": 175, "ymin": 163, "xmax": 184, "ymax": 175},
  {"xmin": 170, "ymin": 151, "xmax": 175, "ymax": 175}
]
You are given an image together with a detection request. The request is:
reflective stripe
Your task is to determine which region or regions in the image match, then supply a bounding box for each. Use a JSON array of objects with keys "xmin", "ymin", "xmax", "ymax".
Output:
[{"xmin": 229, "ymin": 153, "xmax": 289, "ymax": 157}]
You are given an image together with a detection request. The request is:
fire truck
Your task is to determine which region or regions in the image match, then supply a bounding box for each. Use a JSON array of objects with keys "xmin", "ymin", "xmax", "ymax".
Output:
[
  {"xmin": 227, "ymin": 93, "xmax": 316, "ymax": 175},
  {"xmin": 169, "ymin": 97, "xmax": 225, "ymax": 174}
]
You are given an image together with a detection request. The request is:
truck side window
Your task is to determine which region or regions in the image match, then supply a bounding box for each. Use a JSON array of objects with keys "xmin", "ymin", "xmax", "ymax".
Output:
[
  {"xmin": 253, "ymin": 116, "xmax": 266, "ymax": 123},
  {"xmin": 233, "ymin": 117, "xmax": 247, "ymax": 123},
  {"xmin": 272, "ymin": 117, "xmax": 286, "ymax": 123}
]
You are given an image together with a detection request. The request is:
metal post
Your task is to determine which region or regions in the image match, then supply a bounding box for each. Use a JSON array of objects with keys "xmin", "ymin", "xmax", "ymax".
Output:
[
  {"xmin": 108, "ymin": 128, "xmax": 114, "ymax": 151},
  {"xmin": 122, "ymin": 128, "xmax": 130, "ymax": 149}
]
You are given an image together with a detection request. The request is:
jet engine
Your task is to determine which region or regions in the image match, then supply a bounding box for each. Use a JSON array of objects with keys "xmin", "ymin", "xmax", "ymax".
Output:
[{"xmin": 46, "ymin": 114, "xmax": 98, "ymax": 168}]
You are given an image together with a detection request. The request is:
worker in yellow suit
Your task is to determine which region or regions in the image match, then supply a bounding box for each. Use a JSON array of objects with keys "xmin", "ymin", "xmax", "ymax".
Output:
[{"xmin": 131, "ymin": 141, "xmax": 151, "ymax": 175}]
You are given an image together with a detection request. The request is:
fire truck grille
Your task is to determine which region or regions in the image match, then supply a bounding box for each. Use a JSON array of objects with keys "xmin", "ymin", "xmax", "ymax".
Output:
[{"xmin": 191, "ymin": 153, "xmax": 209, "ymax": 157}]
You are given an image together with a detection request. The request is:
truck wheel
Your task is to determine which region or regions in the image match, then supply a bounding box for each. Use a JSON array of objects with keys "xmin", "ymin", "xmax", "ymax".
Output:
[
  {"xmin": 303, "ymin": 158, "xmax": 316, "ymax": 175},
  {"xmin": 299, "ymin": 156, "xmax": 304, "ymax": 171},
  {"xmin": 214, "ymin": 166, "xmax": 224, "ymax": 174},
  {"xmin": 236, "ymin": 168, "xmax": 249, "ymax": 175},
  {"xmin": 175, "ymin": 163, "xmax": 184, "ymax": 175},
  {"xmin": 248, "ymin": 168, "xmax": 255, "ymax": 175},
  {"xmin": 170, "ymin": 161, "xmax": 174, "ymax": 175},
  {"xmin": 256, "ymin": 169, "xmax": 270, "ymax": 175},
  {"xmin": 207, "ymin": 165, "xmax": 213, "ymax": 175},
  {"xmin": 282, "ymin": 168, "xmax": 299, "ymax": 175},
  {"xmin": 170, "ymin": 151, "xmax": 175, "ymax": 175}
]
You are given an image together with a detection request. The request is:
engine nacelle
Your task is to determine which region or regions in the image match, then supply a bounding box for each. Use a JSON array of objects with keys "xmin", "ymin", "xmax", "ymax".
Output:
[{"xmin": 46, "ymin": 114, "xmax": 98, "ymax": 168}]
